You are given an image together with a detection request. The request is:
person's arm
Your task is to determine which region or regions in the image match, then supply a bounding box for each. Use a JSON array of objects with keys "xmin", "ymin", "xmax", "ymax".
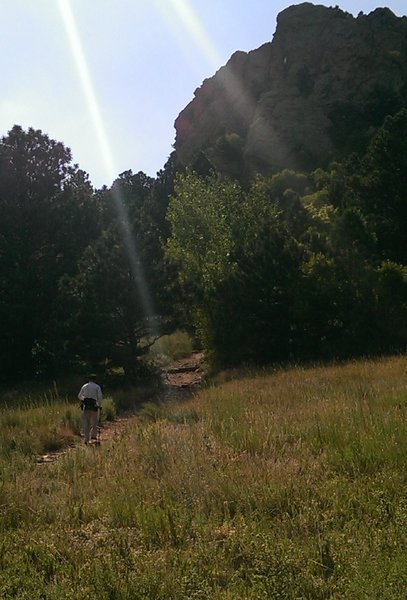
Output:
[
  {"xmin": 78, "ymin": 385, "xmax": 85, "ymax": 401},
  {"xmin": 96, "ymin": 385, "xmax": 102, "ymax": 407}
]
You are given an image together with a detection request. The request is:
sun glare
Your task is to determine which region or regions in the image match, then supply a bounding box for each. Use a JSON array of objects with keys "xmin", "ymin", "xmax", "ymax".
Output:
[
  {"xmin": 155, "ymin": 0, "xmax": 287, "ymax": 168},
  {"xmin": 57, "ymin": 0, "xmax": 156, "ymax": 333},
  {"xmin": 155, "ymin": 0, "xmax": 257, "ymax": 117},
  {"xmin": 155, "ymin": 0, "xmax": 223, "ymax": 71},
  {"xmin": 57, "ymin": 0, "xmax": 116, "ymax": 183}
]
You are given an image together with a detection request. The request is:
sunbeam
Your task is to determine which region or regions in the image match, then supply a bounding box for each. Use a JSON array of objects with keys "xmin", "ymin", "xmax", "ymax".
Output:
[
  {"xmin": 57, "ymin": 0, "xmax": 157, "ymax": 336},
  {"xmin": 154, "ymin": 0, "xmax": 259, "ymax": 133},
  {"xmin": 155, "ymin": 0, "xmax": 289, "ymax": 173},
  {"xmin": 57, "ymin": 0, "xmax": 116, "ymax": 183},
  {"xmin": 161, "ymin": 0, "xmax": 223, "ymax": 70}
]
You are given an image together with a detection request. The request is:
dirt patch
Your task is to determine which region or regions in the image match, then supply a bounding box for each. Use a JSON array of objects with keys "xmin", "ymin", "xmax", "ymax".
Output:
[
  {"xmin": 37, "ymin": 352, "xmax": 205, "ymax": 464},
  {"xmin": 162, "ymin": 351, "xmax": 204, "ymax": 388}
]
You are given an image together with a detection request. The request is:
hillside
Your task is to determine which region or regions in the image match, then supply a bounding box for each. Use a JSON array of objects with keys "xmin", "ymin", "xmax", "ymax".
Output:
[
  {"xmin": 1, "ymin": 356, "xmax": 406, "ymax": 598},
  {"xmin": 174, "ymin": 3, "xmax": 407, "ymax": 178}
]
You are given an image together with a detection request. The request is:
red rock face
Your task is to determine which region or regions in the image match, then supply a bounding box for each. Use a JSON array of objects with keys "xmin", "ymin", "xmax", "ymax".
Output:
[{"xmin": 174, "ymin": 4, "xmax": 407, "ymax": 177}]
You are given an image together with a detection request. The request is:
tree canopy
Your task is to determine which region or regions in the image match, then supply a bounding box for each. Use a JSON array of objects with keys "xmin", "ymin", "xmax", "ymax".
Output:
[
  {"xmin": 1, "ymin": 110, "xmax": 406, "ymax": 382},
  {"xmin": 167, "ymin": 111, "xmax": 407, "ymax": 366},
  {"xmin": 0, "ymin": 128, "xmax": 174, "ymax": 382}
]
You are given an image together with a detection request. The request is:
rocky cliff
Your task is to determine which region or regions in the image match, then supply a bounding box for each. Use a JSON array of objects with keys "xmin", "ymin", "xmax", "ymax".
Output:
[{"xmin": 174, "ymin": 3, "xmax": 407, "ymax": 177}]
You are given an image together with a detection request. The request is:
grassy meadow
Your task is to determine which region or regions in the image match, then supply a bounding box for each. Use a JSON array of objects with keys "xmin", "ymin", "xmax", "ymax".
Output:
[{"xmin": 0, "ymin": 355, "xmax": 406, "ymax": 599}]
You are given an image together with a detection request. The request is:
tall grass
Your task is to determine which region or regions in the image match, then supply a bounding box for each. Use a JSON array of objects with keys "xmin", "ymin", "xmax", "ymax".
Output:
[{"xmin": 0, "ymin": 356, "xmax": 406, "ymax": 598}]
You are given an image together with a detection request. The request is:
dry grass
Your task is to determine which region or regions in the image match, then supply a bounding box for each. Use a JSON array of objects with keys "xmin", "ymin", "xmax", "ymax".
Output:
[{"xmin": 0, "ymin": 355, "xmax": 406, "ymax": 598}]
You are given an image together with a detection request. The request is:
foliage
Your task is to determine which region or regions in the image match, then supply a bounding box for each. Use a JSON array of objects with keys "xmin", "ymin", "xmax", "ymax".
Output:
[
  {"xmin": 353, "ymin": 109, "xmax": 407, "ymax": 264},
  {"xmin": 0, "ymin": 126, "xmax": 178, "ymax": 382},
  {"xmin": 1, "ymin": 108, "xmax": 406, "ymax": 380},
  {"xmin": 61, "ymin": 168, "xmax": 178, "ymax": 380},
  {"xmin": 148, "ymin": 330, "xmax": 194, "ymax": 366},
  {"xmin": 167, "ymin": 111, "xmax": 407, "ymax": 366},
  {"xmin": 208, "ymin": 132, "xmax": 246, "ymax": 181},
  {"xmin": 0, "ymin": 126, "xmax": 96, "ymax": 380}
]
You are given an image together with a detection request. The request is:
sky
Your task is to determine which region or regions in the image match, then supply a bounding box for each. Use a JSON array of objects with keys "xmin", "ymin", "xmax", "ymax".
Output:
[{"xmin": 1, "ymin": 1, "xmax": 406, "ymax": 189}]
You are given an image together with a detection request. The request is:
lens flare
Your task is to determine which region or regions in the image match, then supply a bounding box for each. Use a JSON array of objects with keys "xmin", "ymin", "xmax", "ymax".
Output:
[
  {"xmin": 154, "ymin": 0, "xmax": 256, "ymax": 133},
  {"xmin": 154, "ymin": 0, "xmax": 288, "ymax": 172},
  {"xmin": 58, "ymin": 0, "xmax": 157, "ymax": 335},
  {"xmin": 160, "ymin": 0, "xmax": 222, "ymax": 70},
  {"xmin": 57, "ymin": 0, "xmax": 116, "ymax": 183}
]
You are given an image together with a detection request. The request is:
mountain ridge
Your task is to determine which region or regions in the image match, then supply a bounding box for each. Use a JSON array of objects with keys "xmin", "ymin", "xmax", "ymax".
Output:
[{"xmin": 174, "ymin": 2, "xmax": 407, "ymax": 178}]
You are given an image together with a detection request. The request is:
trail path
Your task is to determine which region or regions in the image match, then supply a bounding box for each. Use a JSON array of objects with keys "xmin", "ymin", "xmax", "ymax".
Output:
[{"xmin": 37, "ymin": 352, "xmax": 204, "ymax": 464}]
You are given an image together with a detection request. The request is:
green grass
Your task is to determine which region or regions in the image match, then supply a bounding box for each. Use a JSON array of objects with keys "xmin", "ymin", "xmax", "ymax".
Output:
[
  {"xmin": 0, "ymin": 356, "xmax": 406, "ymax": 598},
  {"xmin": 148, "ymin": 330, "xmax": 194, "ymax": 366}
]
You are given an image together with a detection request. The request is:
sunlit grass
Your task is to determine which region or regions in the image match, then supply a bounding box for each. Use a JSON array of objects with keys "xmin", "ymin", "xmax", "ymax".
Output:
[
  {"xmin": 148, "ymin": 329, "xmax": 195, "ymax": 365},
  {"xmin": 1, "ymin": 355, "xmax": 406, "ymax": 598}
]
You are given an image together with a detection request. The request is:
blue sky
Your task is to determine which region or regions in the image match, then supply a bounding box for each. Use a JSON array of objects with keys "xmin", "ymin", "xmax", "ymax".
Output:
[{"xmin": 1, "ymin": 1, "xmax": 406, "ymax": 189}]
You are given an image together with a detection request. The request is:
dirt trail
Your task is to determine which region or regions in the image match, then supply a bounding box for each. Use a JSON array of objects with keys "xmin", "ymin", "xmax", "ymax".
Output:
[
  {"xmin": 37, "ymin": 352, "xmax": 204, "ymax": 464},
  {"xmin": 161, "ymin": 351, "xmax": 204, "ymax": 396}
]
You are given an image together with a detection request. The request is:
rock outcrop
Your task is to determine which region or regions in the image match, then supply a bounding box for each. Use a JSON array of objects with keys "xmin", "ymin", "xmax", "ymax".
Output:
[{"xmin": 174, "ymin": 3, "xmax": 407, "ymax": 176}]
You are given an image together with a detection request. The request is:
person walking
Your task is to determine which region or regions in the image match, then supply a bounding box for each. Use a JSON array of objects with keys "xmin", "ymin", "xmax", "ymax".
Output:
[{"xmin": 78, "ymin": 374, "xmax": 103, "ymax": 444}]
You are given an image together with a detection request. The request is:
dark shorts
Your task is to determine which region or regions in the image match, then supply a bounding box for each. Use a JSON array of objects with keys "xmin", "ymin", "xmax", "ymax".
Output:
[{"xmin": 82, "ymin": 398, "xmax": 98, "ymax": 411}]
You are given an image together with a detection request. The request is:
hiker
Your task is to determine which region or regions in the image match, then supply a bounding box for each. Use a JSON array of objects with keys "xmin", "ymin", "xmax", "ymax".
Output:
[{"xmin": 78, "ymin": 374, "xmax": 102, "ymax": 444}]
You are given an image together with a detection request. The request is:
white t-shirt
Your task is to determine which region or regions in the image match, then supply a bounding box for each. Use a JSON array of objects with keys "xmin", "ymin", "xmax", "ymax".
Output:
[{"xmin": 78, "ymin": 381, "xmax": 102, "ymax": 407}]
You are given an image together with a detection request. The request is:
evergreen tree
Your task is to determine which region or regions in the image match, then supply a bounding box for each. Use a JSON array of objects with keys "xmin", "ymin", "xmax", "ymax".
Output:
[{"xmin": 0, "ymin": 126, "xmax": 95, "ymax": 380}]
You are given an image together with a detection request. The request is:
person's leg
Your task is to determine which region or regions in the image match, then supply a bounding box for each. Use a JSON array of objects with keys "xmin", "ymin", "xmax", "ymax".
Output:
[
  {"xmin": 90, "ymin": 410, "xmax": 98, "ymax": 441},
  {"xmin": 83, "ymin": 410, "xmax": 91, "ymax": 443}
]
